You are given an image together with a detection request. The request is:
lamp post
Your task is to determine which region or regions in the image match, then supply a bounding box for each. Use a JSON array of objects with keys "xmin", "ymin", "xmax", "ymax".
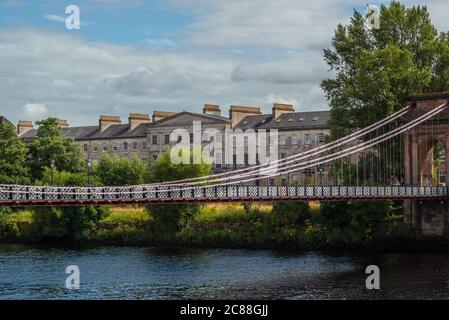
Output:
[
  {"xmin": 86, "ymin": 158, "xmax": 92, "ymax": 187},
  {"xmin": 50, "ymin": 159, "xmax": 55, "ymax": 185}
]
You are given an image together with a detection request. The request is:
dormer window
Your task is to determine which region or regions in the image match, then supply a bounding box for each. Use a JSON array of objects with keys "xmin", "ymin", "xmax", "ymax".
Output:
[
  {"xmin": 312, "ymin": 116, "xmax": 319, "ymax": 121},
  {"xmin": 299, "ymin": 117, "xmax": 305, "ymax": 121},
  {"xmin": 287, "ymin": 118, "xmax": 293, "ymax": 122}
]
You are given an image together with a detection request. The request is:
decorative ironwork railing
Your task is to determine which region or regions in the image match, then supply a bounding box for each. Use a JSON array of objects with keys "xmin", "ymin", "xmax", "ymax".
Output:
[{"xmin": 0, "ymin": 185, "xmax": 447, "ymax": 206}]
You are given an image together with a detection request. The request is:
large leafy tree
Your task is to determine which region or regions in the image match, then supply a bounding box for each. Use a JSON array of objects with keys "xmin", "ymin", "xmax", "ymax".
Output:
[
  {"xmin": 28, "ymin": 117, "xmax": 84, "ymax": 181},
  {"xmin": 321, "ymin": 1, "xmax": 449, "ymax": 138},
  {"xmin": 95, "ymin": 154, "xmax": 149, "ymax": 186},
  {"xmin": 0, "ymin": 123, "xmax": 29, "ymax": 184},
  {"xmin": 148, "ymin": 147, "xmax": 211, "ymax": 235}
]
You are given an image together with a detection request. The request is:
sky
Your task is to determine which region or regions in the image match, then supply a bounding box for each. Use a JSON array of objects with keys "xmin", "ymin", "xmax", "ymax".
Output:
[{"xmin": 0, "ymin": 0, "xmax": 448, "ymax": 126}]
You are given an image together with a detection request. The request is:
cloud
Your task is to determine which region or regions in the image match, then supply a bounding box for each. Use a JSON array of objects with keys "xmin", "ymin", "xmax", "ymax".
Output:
[
  {"xmin": 23, "ymin": 103, "xmax": 48, "ymax": 117},
  {"xmin": 44, "ymin": 14, "xmax": 66, "ymax": 23}
]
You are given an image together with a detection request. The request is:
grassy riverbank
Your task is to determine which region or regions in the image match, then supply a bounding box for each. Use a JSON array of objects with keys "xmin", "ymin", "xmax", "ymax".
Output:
[{"xmin": 0, "ymin": 202, "xmax": 409, "ymax": 250}]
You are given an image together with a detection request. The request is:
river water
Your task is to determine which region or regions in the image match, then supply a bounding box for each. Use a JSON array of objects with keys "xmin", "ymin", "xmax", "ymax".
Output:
[{"xmin": 0, "ymin": 244, "xmax": 448, "ymax": 299}]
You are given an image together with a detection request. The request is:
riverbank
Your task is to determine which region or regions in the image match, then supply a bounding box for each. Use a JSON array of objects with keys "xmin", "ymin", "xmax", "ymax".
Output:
[{"xmin": 1, "ymin": 203, "xmax": 448, "ymax": 253}]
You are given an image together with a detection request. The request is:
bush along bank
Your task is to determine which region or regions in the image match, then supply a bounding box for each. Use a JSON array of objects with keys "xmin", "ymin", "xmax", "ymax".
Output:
[{"xmin": 0, "ymin": 201, "xmax": 428, "ymax": 252}]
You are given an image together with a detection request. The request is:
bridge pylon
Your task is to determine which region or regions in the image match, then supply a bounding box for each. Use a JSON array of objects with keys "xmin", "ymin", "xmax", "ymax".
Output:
[{"xmin": 404, "ymin": 93, "xmax": 449, "ymax": 236}]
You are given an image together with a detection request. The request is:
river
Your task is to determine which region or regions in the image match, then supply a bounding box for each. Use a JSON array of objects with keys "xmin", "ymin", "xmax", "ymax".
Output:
[{"xmin": 0, "ymin": 244, "xmax": 448, "ymax": 299}]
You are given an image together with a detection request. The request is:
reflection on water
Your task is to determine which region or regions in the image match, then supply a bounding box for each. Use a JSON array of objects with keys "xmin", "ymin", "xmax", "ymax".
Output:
[{"xmin": 0, "ymin": 244, "xmax": 448, "ymax": 299}]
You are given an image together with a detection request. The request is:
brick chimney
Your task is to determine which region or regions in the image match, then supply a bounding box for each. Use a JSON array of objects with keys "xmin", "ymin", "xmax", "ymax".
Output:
[
  {"xmin": 203, "ymin": 104, "xmax": 221, "ymax": 116},
  {"xmin": 272, "ymin": 103, "xmax": 295, "ymax": 119},
  {"xmin": 129, "ymin": 113, "xmax": 151, "ymax": 130},
  {"xmin": 99, "ymin": 115, "xmax": 121, "ymax": 132},
  {"xmin": 56, "ymin": 119, "xmax": 69, "ymax": 128},
  {"xmin": 17, "ymin": 120, "xmax": 33, "ymax": 136},
  {"xmin": 229, "ymin": 105, "xmax": 261, "ymax": 128},
  {"xmin": 152, "ymin": 111, "xmax": 177, "ymax": 122}
]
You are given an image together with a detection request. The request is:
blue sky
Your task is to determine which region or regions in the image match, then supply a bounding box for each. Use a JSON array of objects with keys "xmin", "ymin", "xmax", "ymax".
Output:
[{"xmin": 0, "ymin": 0, "xmax": 447, "ymax": 126}]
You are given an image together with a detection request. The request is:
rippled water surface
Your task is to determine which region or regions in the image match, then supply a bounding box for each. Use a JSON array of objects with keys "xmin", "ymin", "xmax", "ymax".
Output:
[{"xmin": 0, "ymin": 244, "xmax": 448, "ymax": 299}]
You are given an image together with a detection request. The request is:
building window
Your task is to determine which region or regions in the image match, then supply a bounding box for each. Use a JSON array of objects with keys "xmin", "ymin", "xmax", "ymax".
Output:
[
  {"xmin": 291, "ymin": 135, "xmax": 299, "ymax": 145},
  {"xmin": 102, "ymin": 144, "xmax": 108, "ymax": 152},
  {"xmin": 132, "ymin": 142, "xmax": 137, "ymax": 151},
  {"xmin": 83, "ymin": 144, "xmax": 88, "ymax": 152},
  {"xmin": 152, "ymin": 135, "xmax": 158, "ymax": 145},
  {"xmin": 280, "ymin": 135, "xmax": 286, "ymax": 145},
  {"xmin": 280, "ymin": 153, "xmax": 286, "ymax": 159},
  {"xmin": 215, "ymin": 152, "xmax": 222, "ymax": 169},
  {"xmin": 177, "ymin": 135, "xmax": 182, "ymax": 143},
  {"xmin": 112, "ymin": 143, "xmax": 119, "ymax": 152},
  {"xmin": 281, "ymin": 176, "xmax": 287, "ymax": 186},
  {"xmin": 292, "ymin": 174, "xmax": 299, "ymax": 185},
  {"xmin": 233, "ymin": 154, "xmax": 237, "ymax": 169},
  {"xmin": 142, "ymin": 141, "xmax": 147, "ymax": 149},
  {"xmin": 164, "ymin": 134, "xmax": 170, "ymax": 145},
  {"xmin": 317, "ymin": 132, "xmax": 325, "ymax": 144},
  {"xmin": 233, "ymin": 136, "xmax": 237, "ymax": 148},
  {"xmin": 244, "ymin": 154, "xmax": 249, "ymax": 166},
  {"xmin": 152, "ymin": 154, "xmax": 158, "ymax": 160},
  {"xmin": 93, "ymin": 144, "xmax": 98, "ymax": 153},
  {"xmin": 305, "ymin": 133, "xmax": 312, "ymax": 145},
  {"xmin": 244, "ymin": 136, "xmax": 248, "ymax": 146},
  {"xmin": 189, "ymin": 133, "xmax": 194, "ymax": 144},
  {"xmin": 123, "ymin": 142, "xmax": 128, "ymax": 152}
]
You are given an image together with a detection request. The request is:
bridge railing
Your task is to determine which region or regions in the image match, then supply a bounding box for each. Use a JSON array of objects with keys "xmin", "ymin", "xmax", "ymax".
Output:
[{"xmin": 0, "ymin": 185, "xmax": 447, "ymax": 205}]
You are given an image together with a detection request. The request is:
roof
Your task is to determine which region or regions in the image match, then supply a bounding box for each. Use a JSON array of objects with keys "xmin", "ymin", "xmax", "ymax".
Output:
[
  {"xmin": 233, "ymin": 114, "xmax": 272, "ymax": 130},
  {"xmin": 0, "ymin": 116, "xmax": 14, "ymax": 128},
  {"xmin": 150, "ymin": 111, "xmax": 229, "ymax": 127},
  {"xmin": 235, "ymin": 110, "xmax": 330, "ymax": 131},
  {"xmin": 19, "ymin": 123, "xmax": 152, "ymax": 141}
]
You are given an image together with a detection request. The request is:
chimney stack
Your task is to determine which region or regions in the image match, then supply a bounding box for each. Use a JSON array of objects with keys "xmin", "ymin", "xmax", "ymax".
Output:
[
  {"xmin": 99, "ymin": 115, "xmax": 121, "ymax": 132},
  {"xmin": 17, "ymin": 120, "xmax": 33, "ymax": 136},
  {"xmin": 272, "ymin": 103, "xmax": 295, "ymax": 119},
  {"xmin": 152, "ymin": 111, "xmax": 177, "ymax": 122},
  {"xmin": 56, "ymin": 119, "xmax": 69, "ymax": 128},
  {"xmin": 129, "ymin": 113, "xmax": 151, "ymax": 130},
  {"xmin": 229, "ymin": 105, "xmax": 261, "ymax": 128},
  {"xmin": 203, "ymin": 104, "xmax": 221, "ymax": 116}
]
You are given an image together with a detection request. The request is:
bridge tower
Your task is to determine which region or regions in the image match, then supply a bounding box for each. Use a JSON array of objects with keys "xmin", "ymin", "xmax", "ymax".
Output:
[{"xmin": 404, "ymin": 93, "xmax": 449, "ymax": 236}]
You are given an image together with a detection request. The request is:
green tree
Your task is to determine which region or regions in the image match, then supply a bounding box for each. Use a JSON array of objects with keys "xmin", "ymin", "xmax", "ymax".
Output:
[
  {"xmin": 31, "ymin": 169, "xmax": 107, "ymax": 240},
  {"xmin": 28, "ymin": 117, "xmax": 83, "ymax": 181},
  {"xmin": 271, "ymin": 202, "xmax": 310, "ymax": 225},
  {"xmin": 95, "ymin": 154, "xmax": 149, "ymax": 186},
  {"xmin": 0, "ymin": 123, "xmax": 29, "ymax": 184},
  {"xmin": 147, "ymin": 147, "xmax": 211, "ymax": 235},
  {"xmin": 321, "ymin": 1, "xmax": 449, "ymax": 138},
  {"xmin": 319, "ymin": 1, "xmax": 448, "ymax": 237}
]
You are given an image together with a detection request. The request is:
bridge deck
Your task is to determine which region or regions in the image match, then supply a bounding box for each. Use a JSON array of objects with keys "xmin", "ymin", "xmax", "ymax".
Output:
[{"xmin": 0, "ymin": 185, "xmax": 447, "ymax": 207}]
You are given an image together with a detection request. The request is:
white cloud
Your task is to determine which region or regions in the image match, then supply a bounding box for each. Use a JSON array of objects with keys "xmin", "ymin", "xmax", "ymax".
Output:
[
  {"xmin": 23, "ymin": 103, "xmax": 48, "ymax": 117},
  {"xmin": 44, "ymin": 14, "xmax": 66, "ymax": 23}
]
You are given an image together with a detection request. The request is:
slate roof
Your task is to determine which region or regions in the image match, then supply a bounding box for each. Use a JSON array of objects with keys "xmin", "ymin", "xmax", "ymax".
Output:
[
  {"xmin": 19, "ymin": 123, "xmax": 152, "ymax": 141},
  {"xmin": 150, "ymin": 111, "xmax": 229, "ymax": 127},
  {"xmin": 0, "ymin": 116, "xmax": 14, "ymax": 127},
  {"xmin": 235, "ymin": 110, "xmax": 330, "ymax": 131}
]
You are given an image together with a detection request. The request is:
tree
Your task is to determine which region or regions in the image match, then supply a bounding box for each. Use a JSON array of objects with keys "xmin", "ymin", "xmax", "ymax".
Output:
[
  {"xmin": 271, "ymin": 202, "xmax": 310, "ymax": 225},
  {"xmin": 321, "ymin": 1, "xmax": 449, "ymax": 138},
  {"xmin": 0, "ymin": 123, "xmax": 29, "ymax": 184},
  {"xmin": 28, "ymin": 117, "xmax": 83, "ymax": 181},
  {"xmin": 95, "ymin": 154, "xmax": 149, "ymax": 186},
  {"xmin": 31, "ymin": 169, "xmax": 107, "ymax": 240},
  {"xmin": 148, "ymin": 147, "xmax": 211, "ymax": 235}
]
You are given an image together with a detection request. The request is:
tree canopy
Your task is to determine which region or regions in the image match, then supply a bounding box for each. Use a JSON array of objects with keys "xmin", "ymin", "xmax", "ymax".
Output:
[
  {"xmin": 28, "ymin": 117, "xmax": 84, "ymax": 181},
  {"xmin": 321, "ymin": 1, "xmax": 449, "ymax": 137},
  {"xmin": 0, "ymin": 123, "xmax": 29, "ymax": 184}
]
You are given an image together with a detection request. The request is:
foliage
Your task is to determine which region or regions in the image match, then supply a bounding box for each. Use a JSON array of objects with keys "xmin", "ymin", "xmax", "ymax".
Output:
[
  {"xmin": 28, "ymin": 117, "xmax": 84, "ymax": 181},
  {"xmin": 0, "ymin": 123, "xmax": 29, "ymax": 184},
  {"xmin": 31, "ymin": 168, "xmax": 107, "ymax": 240},
  {"xmin": 321, "ymin": 1, "xmax": 449, "ymax": 138},
  {"xmin": 95, "ymin": 154, "xmax": 149, "ymax": 186},
  {"xmin": 271, "ymin": 201, "xmax": 310, "ymax": 225},
  {"xmin": 147, "ymin": 147, "xmax": 211, "ymax": 233}
]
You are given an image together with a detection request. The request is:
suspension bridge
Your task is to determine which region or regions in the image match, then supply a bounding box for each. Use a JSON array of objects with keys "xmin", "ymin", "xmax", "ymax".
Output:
[{"xmin": 1, "ymin": 94, "xmax": 449, "ymax": 213}]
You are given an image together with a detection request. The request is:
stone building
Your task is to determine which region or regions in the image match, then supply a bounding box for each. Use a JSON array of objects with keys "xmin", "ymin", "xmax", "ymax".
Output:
[{"xmin": 233, "ymin": 103, "xmax": 331, "ymax": 185}]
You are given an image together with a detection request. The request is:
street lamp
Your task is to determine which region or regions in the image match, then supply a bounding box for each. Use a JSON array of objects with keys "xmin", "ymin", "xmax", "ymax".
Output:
[
  {"xmin": 50, "ymin": 159, "xmax": 55, "ymax": 185},
  {"xmin": 86, "ymin": 158, "xmax": 92, "ymax": 187}
]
